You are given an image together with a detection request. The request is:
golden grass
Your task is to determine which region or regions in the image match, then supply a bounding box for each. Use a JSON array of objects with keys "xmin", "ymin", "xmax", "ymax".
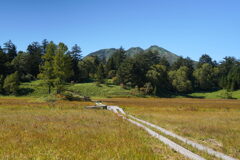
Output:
[
  {"xmin": 0, "ymin": 98, "xmax": 187, "ymax": 160},
  {"xmin": 103, "ymin": 98, "xmax": 240, "ymax": 159}
]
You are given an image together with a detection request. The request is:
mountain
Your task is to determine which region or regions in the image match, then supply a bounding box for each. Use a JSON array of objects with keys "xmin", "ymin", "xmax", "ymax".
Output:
[
  {"xmin": 86, "ymin": 45, "xmax": 180, "ymax": 64},
  {"xmin": 86, "ymin": 48, "xmax": 118, "ymax": 60},
  {"xmin": 145, "ymin": 45, "xmax": 179, "ymax": 64}
]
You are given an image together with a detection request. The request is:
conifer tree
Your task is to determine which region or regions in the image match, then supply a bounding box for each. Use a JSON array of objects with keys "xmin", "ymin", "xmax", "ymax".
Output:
[
  {"xmin": 53, "ymin": 43, "xmax": 73, "ymax": 93},
  {"xmin": 38, "ymin": 41, "xmax": 56, "ymax": 94},
  {"xmin": 96, "ymin": 63, "xmax": 105, "ymax": 83}
]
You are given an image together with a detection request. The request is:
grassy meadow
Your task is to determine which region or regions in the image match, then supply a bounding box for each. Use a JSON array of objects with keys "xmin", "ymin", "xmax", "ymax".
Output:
[
  {"xmin": 16, "ymin": 80, "xmax": 240, "ymax": 100},
  {"xmin": 0, "ymin": 97, "xmax": 188, "ymax": 160},
  {"xmin": 18, "ymin": 80, "xmax": 133, "ymax": 98},
  {"xmin": 104, "ymin": 98, "xmax": 240, "ymax": 159},
  {"xmin": 1, "ymin": 81, "xmax": 240, "ymax": 159}
]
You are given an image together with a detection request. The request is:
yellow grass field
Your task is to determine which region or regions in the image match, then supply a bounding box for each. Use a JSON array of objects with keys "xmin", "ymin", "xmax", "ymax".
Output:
[
  {"xmin": 0, "ymin": 97, "xmax": 188, "ymax": 160},
  {"xmin": 104, "ymin": 98, "xmax": 240, "ymax": 159}
]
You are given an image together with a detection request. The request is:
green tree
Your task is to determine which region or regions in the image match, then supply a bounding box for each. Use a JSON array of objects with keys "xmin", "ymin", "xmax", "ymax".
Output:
[
  {"xmin": 218, "ymin": 57, "xmax": 238, "ymax": 89},
  {"xmin": 41, "ymin": 39, "xmax": 49, "ymax": 54},
  {"xmin": 11, "ymin": 52, "xmax": 30, "ymax": 74},
  {"xmin": 38, "ymin": 41, "xmax": 56, "ymax": 94},
  {"xmin": 0, "ymin": 47, "xmax": 9, "ymax": 75},
  {"xmin": 193, "ymin": 63, "xmax": 219, "ymax": 90},
  {"xmin": 0, "ymin": 75, "xmax": 4, "ymax": 94},
  {"xmin": 53, "ymin": 43, "xmax": 73, "ymax": 93},
  {"xmin": 106, "ymin": 56, "xmax": 115, "ymax": 78},
  {"xmin": 78, "ymin": 56, "xmax": 100, "ymax": 80},
  {"xmin": 168, "ymin": 66, "xmax": 193, "ymax": 93},
  {"xmin": 96, "ymin": 63, "xmax": 105, "ymax": 83},
  {"xmin": 225, "ymin": 64, "xmax": 240, "ymax": 90},
  {"xmin": 27, "ymin": 42, "xmax": 43, "ymax": 77},
  {"xmin": 171, "ymin": 57, "xmax": 194, "ymax": 71},
  {"xmin": 106, "ymin": 47, "xmax": 126, "ymax": 78},
  {"xmin": 197, "ymin": 54, "xmax": 215, "ymax": 68},
  {"xmin": 117, "ymin": 58, "xmax": 138, "ymax": 87},
  {"xmin": 3, "ymin": 71, "xmax": 20, "ymax": 95},
  {"xmin": 146, "ymin": 64, "xmax": 168, "ymax": 94},
  {"xmin": 132, "ymin": 50, "xmax": 161, "ymax": 87},
  {"xmin": 3, "ymin": 40, "xmax": 17, "ymax": 62},
  {"xmin": 68, "ymin": 44, "xmax": 82, "ymax": 82}
]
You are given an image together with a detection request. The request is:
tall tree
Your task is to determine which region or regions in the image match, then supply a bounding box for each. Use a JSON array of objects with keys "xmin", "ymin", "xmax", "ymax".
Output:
[
  {"xmin": 218, "ymin": 57, "xmax": 238, "ymax": 89},
  {"xmin": 38, "ymin": 41, "xmax": 56, "ymax": 94},
  {"xmin": 117, "ymin": 58, "xmax": 138, "ymax": 87},
  {"xmin": 146, "ymin": 64, "xmax": 168, "ymax": 94},
  {"xmin": 41, "ymin": 39, "xmax": 49, "ymax": 54},
  {"xmin": 193, "ymin": 63, "xmax": 219, "ymax": 90},
  {"xmin": 69, "ymin": 44, "xmax": 82, "ymax": 82},
  {"xmin": 96, "ymin": 63, "xmax": 105, "ymax": 83},
  {"xmin": 11, "ymin": 52, "xmax": 30, "ymax": 75},
  {"xmin": 0, "ymin": 47, "xmax": 9, "ymax": 75},
  {"xmin": 132, "ymin": 50, "xmax": 161, "ymax": 87},
  {"xmin": 197, "ymin": 54, "xmax": 214, "ymax": 68},
  {"xmin": 53, "ymin": 43, "xmax": 73, "ymax": 93},
  {"xmin": 225, "ymin": 64, "xmax": 240, "ymax": 90},
  {"xmin": 27, "ymin": 42, "xmax": 43, "ymax": 77},
  {"xmin": 106, "ymin": 47, "xmax": 126, "ymax": 78},
  {"xmin": 3, "ymin": 40, "xmax": 17, "ymax": 62},
  {"xmin": 168, "ymin": 66, "xmax": 193, "ymax": 93},
  {"xmin": 171, "ymin": 57, "xmax": 194, "ymax": 71}
]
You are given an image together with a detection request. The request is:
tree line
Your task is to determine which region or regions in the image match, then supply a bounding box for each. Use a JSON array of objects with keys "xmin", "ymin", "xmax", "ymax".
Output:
[{"xmin": 0, "ymin": 40, "xmax": 239, "ymax": 95}]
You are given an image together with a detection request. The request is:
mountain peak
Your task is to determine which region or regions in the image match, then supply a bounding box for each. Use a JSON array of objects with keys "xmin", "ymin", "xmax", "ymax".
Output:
[{"xmin": 86, "ymin": 45, "xmax": 180, "ymax": 64}]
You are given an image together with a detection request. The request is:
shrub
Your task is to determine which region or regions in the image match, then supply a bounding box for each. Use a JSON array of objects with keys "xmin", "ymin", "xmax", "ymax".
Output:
[
  {"xmin": 220, "ymin": 90, "xmax": 234, "ymax": 99},
  {"xmin": 3, "ymin": 72, "xmax": 20, "ymax": 95},
  {"xmin": 61, "ymin": 91, "xmax": 91, "ymax": 101}
]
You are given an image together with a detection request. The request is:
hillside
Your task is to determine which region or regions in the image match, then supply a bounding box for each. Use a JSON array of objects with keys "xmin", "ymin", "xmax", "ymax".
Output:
[
  {"xmin": 17, "ymin": 80, "xmax": 134, "ymax": 98},
  {"xmin": 86, "ymin": 45, "xmax": 180, "ymax": 64},
  {"xmin": 15, "ymin": 81, "xmax": 240, "ymax": 99}
]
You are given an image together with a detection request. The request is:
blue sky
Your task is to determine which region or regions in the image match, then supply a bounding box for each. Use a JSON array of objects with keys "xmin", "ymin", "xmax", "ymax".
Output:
[{"xmin": 0, "ymin": 0, "xmax": 239, "ymax": 61}]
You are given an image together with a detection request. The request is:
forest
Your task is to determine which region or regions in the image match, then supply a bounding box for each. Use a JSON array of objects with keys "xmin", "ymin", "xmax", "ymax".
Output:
[{"xmin": 0, "ymin": 40, "xmax": 240, "ymax": 96}]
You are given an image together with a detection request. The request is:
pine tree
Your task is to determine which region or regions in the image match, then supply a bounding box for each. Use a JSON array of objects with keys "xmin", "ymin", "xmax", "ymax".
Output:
[
  {"xmin": 96, "ymin": 63, "xmax": 105, "ymax": 83},
  {"xmin": 53, "ymin": 43, "xmax": 73, "ymax": 93},
  {"xmin": 38, "ymin": 41, "xmax": 56, "ymax": 94},
  {"xmin": 3, "ymin": 40, "xmax": 17, "ymax": 62},
  {"xmin": 69, "ymin": 44, "xmax": 82, "ymax": 82}
]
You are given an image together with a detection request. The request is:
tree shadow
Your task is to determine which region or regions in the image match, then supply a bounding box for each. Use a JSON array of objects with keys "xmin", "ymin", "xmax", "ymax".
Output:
[{"xmin": 17, "ymin": 88, "xmax": 34, "ymax": 96}]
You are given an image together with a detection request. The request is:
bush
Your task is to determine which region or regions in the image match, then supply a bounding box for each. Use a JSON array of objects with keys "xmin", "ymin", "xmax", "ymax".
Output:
[
  {"xmin": 3, "ymin": 72, "xmax": 20, "ymax": 95},
  {"xmin": 140, "ymin": 83, "xmax": 154, "ymax": 95},
  {"xmin": 61, "ymin": 91, "xmax": 91, "ymax": 101},
  {"xmin": 112, "ymin": 76, "xmax": 119, "ymax": 85},
  {"xmin": 220, "ymin": 90, "xmax": 234, "ymax": 99},
  {"xmin": 95, "ymin": 82, "xmax": 102, "ymax": 87}
]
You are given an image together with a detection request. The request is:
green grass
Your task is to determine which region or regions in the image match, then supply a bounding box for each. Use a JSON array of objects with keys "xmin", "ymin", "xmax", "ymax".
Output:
[
  {"xmin": 188, "ymin": 89, "xmax": 240, "ymax": 99},
  {"xmin": 18, "ymin": 80, "xmax": 54, "ymax": 97},
  {"xmin": 18, "ymin": 80, "xmax": 134, "ymax": 98},
  {"xmin": 17, "ymin": 80, "xmax": 240, "ymax": 99},
  {"xmin": 67, "ymin": 82, "xmax": 133, "ymax": 98}
]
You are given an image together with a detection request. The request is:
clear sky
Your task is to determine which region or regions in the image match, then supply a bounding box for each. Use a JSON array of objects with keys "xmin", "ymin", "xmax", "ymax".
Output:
[{"xmin": 0, "ymin": 0, "xmax": 239, "ymax": 61}]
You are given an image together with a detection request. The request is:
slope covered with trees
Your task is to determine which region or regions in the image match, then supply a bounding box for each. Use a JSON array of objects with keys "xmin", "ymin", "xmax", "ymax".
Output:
[{"xmin": 0, "ymin": 40, "xmax": 239, "ymax": 97}]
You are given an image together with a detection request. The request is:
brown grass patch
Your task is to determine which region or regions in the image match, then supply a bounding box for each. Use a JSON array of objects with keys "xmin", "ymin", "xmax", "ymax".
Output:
[{"xmin": 103, "ymin": 98, "xmax": 240, "ymax": 159}]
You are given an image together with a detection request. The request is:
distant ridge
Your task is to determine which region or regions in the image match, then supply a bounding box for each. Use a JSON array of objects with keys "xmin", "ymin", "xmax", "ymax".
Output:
[{"xmin": 86, "ymin": 45, "xmax": 180, "ymax": 64}]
